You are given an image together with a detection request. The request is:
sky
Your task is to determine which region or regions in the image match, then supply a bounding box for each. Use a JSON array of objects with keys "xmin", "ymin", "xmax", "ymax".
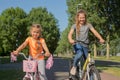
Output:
[{"xmin": 0, "ymin": 0, "xmax": 68, "ymax": 32}]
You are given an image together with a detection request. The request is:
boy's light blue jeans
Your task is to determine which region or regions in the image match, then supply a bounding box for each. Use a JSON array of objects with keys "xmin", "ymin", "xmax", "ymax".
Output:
[{"xmin": 73, "ymin": 43, "xmax": 88, "ymax": 67}]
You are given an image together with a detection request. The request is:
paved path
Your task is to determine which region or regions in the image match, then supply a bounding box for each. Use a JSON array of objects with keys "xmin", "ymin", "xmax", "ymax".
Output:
[
  {"xmin": 100, "ymin": 72, "xmax": 120, "ymax": 80},
  {"xmin": 0, "ymin": 57, "xmax": 120, "ymax": 80}
]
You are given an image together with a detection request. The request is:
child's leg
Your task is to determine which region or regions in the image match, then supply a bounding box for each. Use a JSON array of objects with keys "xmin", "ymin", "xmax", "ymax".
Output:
[
  {"xmin": 73, "ymin": 50, "xmax": 83, "ymax": 67},
  {"xmin": 37, "ymin": 60, "xmax": 48, "ymax": 80},
  {"xmin": 71, "ymin": 43, "xmax": 84, "ymax": 75},
  {"xmin": 82, "ymin": 47, "xmax": 88, "ymax": 58},
  {"xmin": 70, "ymin": 50, "xmax": 83, "ymax": 75}
]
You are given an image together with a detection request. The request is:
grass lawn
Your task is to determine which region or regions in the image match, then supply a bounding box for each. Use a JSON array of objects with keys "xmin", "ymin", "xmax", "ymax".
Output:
[
  {"xmin": 95, "ymin": 56, "xmax": 120, "ymax": 77},
  {"xmin": 98, "ymin": 66, "xmax": 120, "ymax": 77},
  {"xmin": 95, "ymin": 56, "xmax": 120, "ymax": 62}
]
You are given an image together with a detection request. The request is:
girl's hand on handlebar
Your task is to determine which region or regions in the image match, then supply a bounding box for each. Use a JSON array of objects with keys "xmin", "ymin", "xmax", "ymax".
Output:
[
  {"xmin": 12, "ymin": 50, "xmax": 19, "ymax": 56},
  {"xmin": 45, "ymin": 52, "xmax": 51, "ymax": 57},
  {"xmin": 69, "ymin": 39, "xmax": 75, "ymax": 44},
  {"xmin": 99, "ymin": 39, "xmax": 105, "ymax": 44}
]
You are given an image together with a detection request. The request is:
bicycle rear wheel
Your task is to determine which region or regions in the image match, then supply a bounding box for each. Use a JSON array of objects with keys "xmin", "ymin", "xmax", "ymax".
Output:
[{"xmin": 86, "ymin": 65, "xmax": 101, "ymax": 80}]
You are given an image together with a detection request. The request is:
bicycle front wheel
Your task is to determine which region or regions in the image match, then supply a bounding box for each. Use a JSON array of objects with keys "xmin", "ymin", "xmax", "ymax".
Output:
[
  {"xmin": 23, "ymin": 74, "xmax": 33, "ymax": 80},
  {"xmin": 86, "ymin": 65, "xmax": 101, "ymax": 80},
  {"xmin": 34, "ymin": 72, "xmax": 41, "ymax": 80},
  {"xmin": 23, "ymin": 77, "xmax": 33, "ymax": 80}
]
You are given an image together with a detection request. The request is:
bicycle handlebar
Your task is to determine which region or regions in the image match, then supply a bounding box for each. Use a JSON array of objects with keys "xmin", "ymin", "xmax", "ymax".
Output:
[
  {"xmin": 75, "ymin": 40, "xmax": 106, "ymax": 45},
  {"xmin": 75, "ymin": 40, "xmax": 89, "ymax": 45},
  {"xmin": 19, "ymin": 52, "xmax": 45, "ymax": 60},
  {"xmin": 11, "ymin": 51, "xmax": 45, "ymax": 62},
  {"xmin": 19, "ymin": 53, "xmax": 28, "ymax": 60}
]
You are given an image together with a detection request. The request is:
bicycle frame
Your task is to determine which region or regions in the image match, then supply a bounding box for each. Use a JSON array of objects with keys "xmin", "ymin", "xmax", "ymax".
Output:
[
  {"xmin": 69, "ymin": 41, "xmax": 102, "ymax": 80},
  {"xmin": 83, "ymin": 53, "xmax": 91, "ymax": 71},
  {"xmin": 19, "ymin": 53, "xmax": 41, "ymax": 80},
  {"xmin": 77, "ymin": 52, "xmax": 95, "ymax": 80}
]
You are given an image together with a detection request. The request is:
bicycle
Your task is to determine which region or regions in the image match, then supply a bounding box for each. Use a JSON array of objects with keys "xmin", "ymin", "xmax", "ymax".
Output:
[
  {"xmin": 11, "ymin": 53, "xmax": 44, "ymax": 80},
  {"xmin": 69, "ymin": 41, "xmax": 101, "ymax": 80}
]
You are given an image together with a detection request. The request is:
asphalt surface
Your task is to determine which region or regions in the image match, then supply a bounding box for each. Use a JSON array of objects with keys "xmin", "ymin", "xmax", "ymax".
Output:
[{"xmin": 0, "ymin": 57, "xmax": 120, "ymax": 80}]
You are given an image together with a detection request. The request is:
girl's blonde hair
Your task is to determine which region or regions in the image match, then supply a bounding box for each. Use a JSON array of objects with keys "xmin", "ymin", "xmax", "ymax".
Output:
[
  {"xmin": 30, "ymin": 24, "xmax": 42, "ymax": 37},
  {"xmin": 75, "ymin": 9, "xmax": 87, "ymax": 35}
]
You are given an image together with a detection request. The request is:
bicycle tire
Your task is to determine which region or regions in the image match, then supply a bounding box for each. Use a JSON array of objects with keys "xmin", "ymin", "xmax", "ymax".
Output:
[
  {"xmin": 34, "ymin": 72, "xmax": 41, "ymax": 80},
  {"xmin": 23, "ymin": 77, "xmax": 32, "ymax": 80},
  {"xmin": 86, "ymin": 65, "xmax": 101, "ymax": 80},
  {"xmin": 23, "ymin": 74, "xmax": 33, "ymax": 80},
  {"xmin": 75, "ymin": 55, "xmax": 85, "ymax": 80}
]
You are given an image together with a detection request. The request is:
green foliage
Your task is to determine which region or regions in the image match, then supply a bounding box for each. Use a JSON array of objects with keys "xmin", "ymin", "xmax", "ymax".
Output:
[
  {"xmin": 0, "ymin": 7, "xmax": 28, "ymax": 56},
  {"xmin": 110, "ymin": 38, "xmax": 120, "ymax": 55},
  {"xmin": 57, "ymin": 0, "xmax": 120, "ymax": 56},
  {"xmin": 0, "ymin": 7, "xmax": 60, "ymax": 55},
  {"xmin": 98, "ymin": 0, "xmax": 120, "ymax": 39},
  {"xmin": 55, "ymin": 26, "xmax": 72, "ymax": 54}
]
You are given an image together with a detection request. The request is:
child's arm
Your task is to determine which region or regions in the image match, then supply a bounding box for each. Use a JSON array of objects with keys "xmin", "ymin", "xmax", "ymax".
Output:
[
  {"xmin": 13, "ymin": 40, "xmax": 28, "ymax": 56},
  {"xmin": 90, "ymin": 27, "xmax": 105, "ymax": 43},
  {"xmin": 41, "ymin": 39, "xmax": 51, "ymax": 57},
  {"xmin": 68, "ymin": 27, "xmax": 75, "ymax": 44}
]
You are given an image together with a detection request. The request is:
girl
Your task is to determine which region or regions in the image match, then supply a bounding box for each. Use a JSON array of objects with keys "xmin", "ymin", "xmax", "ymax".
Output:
[
  {"xmin": 68, "ymin": 9, "xmax": 105, "ymax": 75},
  {"xmin": 13, "ymin": 24, "xmax": 51, "ymax": 80}
]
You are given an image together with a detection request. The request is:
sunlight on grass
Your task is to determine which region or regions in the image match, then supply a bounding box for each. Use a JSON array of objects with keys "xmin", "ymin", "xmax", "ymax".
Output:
[
  {"xmin": 104, "ymin": 67, "xmax": 120, "ymax": 77},
  {"xmin": 95, "ymin": 56, "xmax": 120, "ymax": 62},
  {"xmin": 96, "ymin": 56, "xmax": 120, "ymax": 77},
  {"xmin": 98, "ymin": 66, "xmax": 120, "ymax": 77}
]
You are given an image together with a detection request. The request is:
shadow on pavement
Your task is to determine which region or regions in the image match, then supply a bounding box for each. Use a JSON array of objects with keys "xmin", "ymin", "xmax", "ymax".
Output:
[
  {"xmin": 46, "ymin": 57, "xmax": 71, "ymax": 80},
  {"xmin": 95, "ymin": 60, "xmax": 120, "ymax": 72}
]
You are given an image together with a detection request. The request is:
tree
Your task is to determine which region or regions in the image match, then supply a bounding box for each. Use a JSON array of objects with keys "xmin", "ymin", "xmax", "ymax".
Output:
[
  {"xmin": 27, "ymin": 7, "xmax": 60, "ymax": 53},
  {"xmin": 98, "ymin": 0, "xmax": 120, "ymax": 59},
  {"xmin": 55, "ymin": 0, "xmax": 80, "ymax": 55},
  {"xmin": 55, "ymin": 26, "xmax": 72, "ymax": 55},
  {"xmin": 0, "ymin": 7, "xmax": 28, "ymax": 56}
]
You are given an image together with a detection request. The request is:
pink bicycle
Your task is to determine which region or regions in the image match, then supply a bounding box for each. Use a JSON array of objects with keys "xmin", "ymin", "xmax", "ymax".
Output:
[{"xmin": 11, "ymin": 52, "xmax": 53, "ymax": 80}]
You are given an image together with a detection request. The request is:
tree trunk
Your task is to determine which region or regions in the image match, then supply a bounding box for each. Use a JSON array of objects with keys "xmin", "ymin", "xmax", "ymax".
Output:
[
  {"xmin": 106, "ymin": 35, "xmax": 110, "ymax": 59},
  {"xmin": 94, "ymin": 43, "xmax": 97, "ymax": 58}
]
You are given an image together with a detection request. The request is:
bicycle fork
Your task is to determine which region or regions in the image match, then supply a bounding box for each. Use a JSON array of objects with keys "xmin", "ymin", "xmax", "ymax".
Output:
[
  {"xmin": 24, "ymin": 72, "xmax": 34, "ymax": 80},
  {"xmin": 82, "ymin": 54, "xmax": 91, "ymax": 80},
  {"xmin": 86, "ymin": 64, "xmax": 90, "ymax": 80},
  {"xmin": 86, "ymin": 58, "xmax": 95, "ymax": 80}
]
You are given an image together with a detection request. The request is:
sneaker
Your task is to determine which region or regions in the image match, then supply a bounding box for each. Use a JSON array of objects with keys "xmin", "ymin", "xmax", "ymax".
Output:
[{"xmin": 70, "ymin": 66, "xmax": 76, "ymax": 75}]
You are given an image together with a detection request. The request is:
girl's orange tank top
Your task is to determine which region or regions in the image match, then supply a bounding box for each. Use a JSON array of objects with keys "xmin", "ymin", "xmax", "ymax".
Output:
[{"xmin": 25, "ymin": 37, "xmax": 44, "ymax": 60}]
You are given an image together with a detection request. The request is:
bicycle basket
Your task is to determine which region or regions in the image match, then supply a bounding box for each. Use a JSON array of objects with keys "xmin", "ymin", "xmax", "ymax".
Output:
[{"xmin": 23, "ymin": 60, "xmax": 37, "ymax": 72}]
